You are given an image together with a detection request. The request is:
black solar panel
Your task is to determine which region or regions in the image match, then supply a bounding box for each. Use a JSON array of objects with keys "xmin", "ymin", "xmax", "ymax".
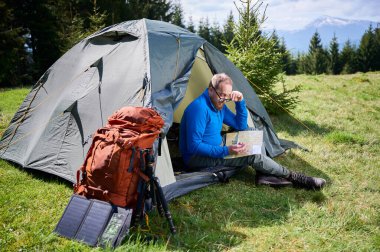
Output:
[
  {"xmin": 75, "ymin": 200, "xmax": 113, "ymax": 246},
  {"xmin": 54, "ymin": 195, "xmax": 91, "ymax": 239},
  {"xmin": 54, "ymin": 195, "xmax": 133, "ymax": 248}
]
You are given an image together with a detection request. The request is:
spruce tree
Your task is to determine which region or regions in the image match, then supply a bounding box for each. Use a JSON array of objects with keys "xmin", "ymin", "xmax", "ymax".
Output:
[
  {"xmin": 0, "ymin": 0, "xmax": 28, "ymax": 86},
  {"xmin": 271, "ymin": 31, "xmax": 296, "ymax": 75},
  {"xmin": 86, "ymin": 1, "xmax": 107, "ymax": 35},
  {"xmin": 91, "ymin": 0, "xmax": 127, "ymax": 25},
  {"xmin": 374, "ymin": 26, "xmax": 380, "ymax": 71},
  {"xmin": 340, "ymin": 40, "xmax": 359, "ymax": 74},
  {"xmin": 306, "ymin": 31, "xmax": 328, "ymax": 74},
  {"xmin": 271, "ymin": 30, "xmax": 281, "ymax": 49},
  {"xmin": 59, "ymin": 15, "xmax": 86, "ymax": 54},
  {"xmin": 59, "ymin": 0, "xmax": 107, "ymax": 53},
  {"xmin": 279, "ymin": 38, "xmax": 296, "ymax": 75},
  {"xmin": 210, "ymin": 20, "xmax": 224, "ymax": 51},
  {"xmin": 171, "ymin": 1, "xmax": 185, "ymax": 28},
  {"xmin": 329, "ymin": 34, "xmax": 341, "ymax": 74},
  {"xmin": 125, "ymin": 0, "xmax": 172, "ymax": 21},
  {"xmin": 295, "ymin": 53, "xmax": 307, "ymax": 74},
  {"xmin": 358, "ymin": 24, "xmax": 376, "ymax": 72},
  {"xmin": 187, "ymin": 16, "xmax": 196, "ymax": 33},
  {"xmin": 225, "ymin": 0, "xmax": 299, "ymax": 114},
  {"xmin": 222, "ymin": 11, "xmax": 235, "ymax": 46},
  {"xmin": 11, "ymin": 0, "xmax": 68, "ymax": 79},
  {"xmin": 198, "ymin": 17, "xmax": 211, "ymax": 42}
]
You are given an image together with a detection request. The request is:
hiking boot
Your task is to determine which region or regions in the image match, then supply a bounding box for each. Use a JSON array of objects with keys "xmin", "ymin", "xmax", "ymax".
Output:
[
  {"xmin": 255, "ymin": 172, "xmax": 293, "ymax": 188},
  {"xmin": 287, "ymin": 171, "xmax": 326, "ymax": 190}
]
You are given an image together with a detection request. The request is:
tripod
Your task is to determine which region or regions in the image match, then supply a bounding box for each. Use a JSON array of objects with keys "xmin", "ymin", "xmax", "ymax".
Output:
[{"xmin": 134, "ymin": 149, "xmax": 176, "ymax": 234}]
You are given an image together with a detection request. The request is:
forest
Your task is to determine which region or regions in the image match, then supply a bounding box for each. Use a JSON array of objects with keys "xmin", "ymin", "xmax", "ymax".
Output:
[{"xmin": 1, "ymin": 0, "xmax": 380, "ymax": 88}]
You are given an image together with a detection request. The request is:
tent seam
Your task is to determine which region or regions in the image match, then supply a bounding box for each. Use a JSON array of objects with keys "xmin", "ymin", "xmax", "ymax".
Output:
[{"xmin": 142, "ymin": 19, "xmax": 151, "ymax": 107}]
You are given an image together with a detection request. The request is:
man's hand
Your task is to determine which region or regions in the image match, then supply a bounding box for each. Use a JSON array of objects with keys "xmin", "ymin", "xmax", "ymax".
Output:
[
  {"xmin": 228, "ymin": 142, "xmax": 247, "ymax": 155},
  {"xmin": 231, "ymin": 91, "xmax": 243, "ymax": 102}
]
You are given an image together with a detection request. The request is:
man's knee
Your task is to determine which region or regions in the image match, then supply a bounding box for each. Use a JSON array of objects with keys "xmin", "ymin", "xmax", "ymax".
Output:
[
  {"xmin": 251, "ymin": 154, "xmax": 263, "ymax": 163},
  {"xmin": 248, "ymin": 154, "xmax": 262, "ymax": 168}
]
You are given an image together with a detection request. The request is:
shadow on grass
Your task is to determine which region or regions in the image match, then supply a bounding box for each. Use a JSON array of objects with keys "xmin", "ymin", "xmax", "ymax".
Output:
[
  {"xmin": 4, "ymin": 152, "xmax": 330, "ymax": 251},
  {"xmin": 275, "ymin": 150, "xmax": 330, "ymax": 182},
  {"xmin": 6, "ymin": 161, "xmax": 74, "ymax": 188},
  {"xmin": 6, "ymin": 162, "xmax": 76, "ymax": 193},
  {"xmin": 271, "ymin": 113, "xmax": 335, "ymax": 136},
  {"xmin": 139, "ymin": 152, "xmax": 330, "ymax": 251}
]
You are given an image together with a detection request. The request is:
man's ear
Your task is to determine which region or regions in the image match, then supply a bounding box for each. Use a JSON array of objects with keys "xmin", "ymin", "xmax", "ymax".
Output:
[{"xmin": 208, "ymin": 87, "xmax": 213, "ymax": 96}]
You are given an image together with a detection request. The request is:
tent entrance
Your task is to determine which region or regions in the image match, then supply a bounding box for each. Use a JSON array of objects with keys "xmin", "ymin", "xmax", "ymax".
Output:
[
  {"xmin": 173, "ymin": 49, "xmax": 213, "ymax": 123},
  {"xmin": 173, "ymin": 49, "xmax": 245, "ymax": 124}
]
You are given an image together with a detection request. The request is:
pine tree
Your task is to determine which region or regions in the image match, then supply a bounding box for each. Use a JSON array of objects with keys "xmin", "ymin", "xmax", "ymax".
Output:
[
  {"xmin": 0, "ymin": 0, "xmax": 29, "ymax": 86},
  {"xmin": 270, "ymin": 30, "xmax": 297, "ymax": 76},
  {"xmin": 309, "ymin": 31, "xmax": 322, "ymax": 52},
  {"xmin": 225, "ymin": 0, "xmax": 299, "ymax": 114},
  {"xmin": 125, "ymin": 0, "xmax": 172, "ymax": 21},
  {"xmin": 306, "ymin": 31, "xmax": 328, "ymax": 74},
  {"xmin": 171, "ymin": 1, "xmax": 185, "ymax": 28},
  {"xmin": 59, "ymin": 15, "xmax": 85, "ymax": 53},
  {"xmin": 295, "ymin": 52, "xmax": 307, "ymax": 74},
  {"xmin": 198, "ymin": 17, "xmax": 211, "ymax": 42},
  {"xmin": 271, "ymin": 30, "xmax": 280, "ymax": 49},
  {"xmin": 86, "ymin": 0, "xmax": 107, "ymax": 35},
  {"xmin": 278, "ymin": 38, "xmax": 296, "ymax": 75},
  {"xmin": 358, "ymin": 24, "xmax": 376, "ymax": 72},
  {"xmin": 210, "ymin": 20, "xmax": 224, "ymax": 51},
  {"xmin": 58, "ymin": 0, "xmax": 107, "ymax": 53},
  {"xmin": 187, "ymin": 16, "xmax": 195, "ymax": 33},
  {"xmin": 329, "ymin": 34, "xmax": 341, "ymax": 74},
  {"xmin": 222, "ymin": 11, "xmax": 235, "ymax": 46},
  {"xmin": 374, "ymin": 26, "xmax": 380, "ymax": 71},
  {"xmin": 11, "ymin": 0, "xmax": 67, "ymax": 79},
  {"xmin": 91, "ymin": 0, "xmax": 127, "ymax": 25},
  {"xmin": 340, "ymin": 40, "xmax": 359, "ymax": 74}
]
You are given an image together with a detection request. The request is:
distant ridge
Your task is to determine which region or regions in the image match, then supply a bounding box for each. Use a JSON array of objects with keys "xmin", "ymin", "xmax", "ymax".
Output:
[{"xmin": 275, "ymin": 16, "xmax": 378, "ymax": 54}]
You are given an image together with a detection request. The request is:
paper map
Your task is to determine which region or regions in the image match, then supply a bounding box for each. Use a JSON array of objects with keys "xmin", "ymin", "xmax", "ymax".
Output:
[{"xmin": 224, "ymin": 130, "xmax": 263, "ymax": 159}]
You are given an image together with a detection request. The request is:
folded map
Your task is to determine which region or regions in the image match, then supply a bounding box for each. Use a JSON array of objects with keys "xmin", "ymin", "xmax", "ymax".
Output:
[{"xmin": 224, "ymin": 130, "xmax": 263, "ymax": 159}]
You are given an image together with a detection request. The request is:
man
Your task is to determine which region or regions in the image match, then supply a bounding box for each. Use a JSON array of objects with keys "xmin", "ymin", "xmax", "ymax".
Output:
[{"xmin": 179, "ymin": 73, "xmax": 326, "ymax": 190}]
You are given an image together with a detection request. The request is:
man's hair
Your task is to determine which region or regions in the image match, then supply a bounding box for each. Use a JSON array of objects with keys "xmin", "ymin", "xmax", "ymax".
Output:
[{"xmin": 209, "ymin": 73, "xmax": 232, "ymax": 89}]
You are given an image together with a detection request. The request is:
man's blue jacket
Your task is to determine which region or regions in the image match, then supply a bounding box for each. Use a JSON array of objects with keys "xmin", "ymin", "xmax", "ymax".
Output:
[{"xmin": 179, "ymin": 88, "xmax": 248, "ymax": 165}]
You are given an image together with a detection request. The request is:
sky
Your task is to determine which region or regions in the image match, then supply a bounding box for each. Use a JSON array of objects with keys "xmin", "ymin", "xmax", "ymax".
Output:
[{"xmin": 180, "ymin": 0, "xmax": 380, "ymax": 31}]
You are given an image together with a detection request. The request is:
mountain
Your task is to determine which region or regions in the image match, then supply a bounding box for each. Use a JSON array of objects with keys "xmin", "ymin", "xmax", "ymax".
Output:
[{"xmin": 276, "ymin": 16, "xmax": 377, "ymax": 54}]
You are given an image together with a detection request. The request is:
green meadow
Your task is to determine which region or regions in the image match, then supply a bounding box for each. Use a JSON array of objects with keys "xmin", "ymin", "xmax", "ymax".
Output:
[{"xmin": 0, "ymin": 72, "xmax": 379, "ymax": 251}]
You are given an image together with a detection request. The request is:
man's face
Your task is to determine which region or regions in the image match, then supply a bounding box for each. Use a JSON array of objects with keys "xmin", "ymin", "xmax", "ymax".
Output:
[{"xmin": 209, "ymin": 81, "xmax": 232, "ymax": 110}]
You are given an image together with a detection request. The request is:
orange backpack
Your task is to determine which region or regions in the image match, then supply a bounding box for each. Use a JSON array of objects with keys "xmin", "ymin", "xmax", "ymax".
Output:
[{"xmin": 74, "ymin": 107, "xmax": 164, "ymax": 208}]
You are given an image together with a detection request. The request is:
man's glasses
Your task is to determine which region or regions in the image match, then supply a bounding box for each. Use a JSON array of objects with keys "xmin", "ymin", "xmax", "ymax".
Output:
[{"xmin": 211, "ymin": 85, "xmax": 232, "ymax": 103}]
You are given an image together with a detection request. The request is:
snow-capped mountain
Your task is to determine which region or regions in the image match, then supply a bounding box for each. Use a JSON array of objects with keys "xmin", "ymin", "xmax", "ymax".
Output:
[
  {"xmin": 306, "ymin": 15, "xmax": 356, "ymax": 28},
  {"xmin": 276, "ymin": 16, "xmax": 377, "ymax": 54}
]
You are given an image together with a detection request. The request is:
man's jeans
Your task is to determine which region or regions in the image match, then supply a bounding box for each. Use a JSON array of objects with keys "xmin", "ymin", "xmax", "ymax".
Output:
[{"xmin": 187, "ymin": 154, "xmax": 290, "ymax": 178}]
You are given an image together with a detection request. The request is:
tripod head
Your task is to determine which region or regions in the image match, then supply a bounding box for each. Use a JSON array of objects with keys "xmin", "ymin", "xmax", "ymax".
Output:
[{"xmin": 139, "ymin": 148, "xmax": 155, "ymax": 179}]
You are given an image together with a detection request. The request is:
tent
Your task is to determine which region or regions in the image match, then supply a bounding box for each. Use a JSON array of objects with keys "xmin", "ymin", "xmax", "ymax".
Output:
[{"xmin": 0, "ymin": 19, "xmax": 297, "ymax": 201}]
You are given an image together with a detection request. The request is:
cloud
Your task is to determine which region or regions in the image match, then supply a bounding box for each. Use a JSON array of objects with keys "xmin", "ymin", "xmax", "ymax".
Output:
[
  {"xmin": 265, "ymin": 0, "xmax": 380, "ymax": 30},
  {"xmin": 180, "ymin": 0, "xmax": 380, "ymax": 31},
  {"xmin": 181, "ymin": 0, "xmax": 236, "ymax": 27}
]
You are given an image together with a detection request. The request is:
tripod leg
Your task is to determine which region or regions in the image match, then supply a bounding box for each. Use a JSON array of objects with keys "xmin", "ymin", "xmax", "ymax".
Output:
[
  {"xmin": 149, "ymin": 179, "xmax": 157, "ymax": 207},
  {"xmin": 154, "ymin": 185, "xmax": 165, "ymax": 217},
  {"xmin": 134, "ymin": 179, "xmax": 147, "ymax": 226},
  {"xmin": 152, "ymin": 178, "xmax": 176, "ymax": 234}
]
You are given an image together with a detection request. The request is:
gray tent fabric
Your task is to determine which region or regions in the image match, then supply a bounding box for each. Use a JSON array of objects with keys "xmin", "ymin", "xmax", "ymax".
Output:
[
  {"xmin": 163, "ymin": 166, "xmax": 244, "ymax": 202},
  {"xmin": 0, "ymin": 19, "xmax": 299, "ymax": 201}
]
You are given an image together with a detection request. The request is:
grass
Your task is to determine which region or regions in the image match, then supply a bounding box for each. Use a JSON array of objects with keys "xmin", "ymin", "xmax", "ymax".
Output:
[
  {"xmin": 0, "ymin": 87, "xmax": 30, "ymax": 134},
  {"xmin": 1, "ymin": 72, "xmax": 380, "ymax": 251}
]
